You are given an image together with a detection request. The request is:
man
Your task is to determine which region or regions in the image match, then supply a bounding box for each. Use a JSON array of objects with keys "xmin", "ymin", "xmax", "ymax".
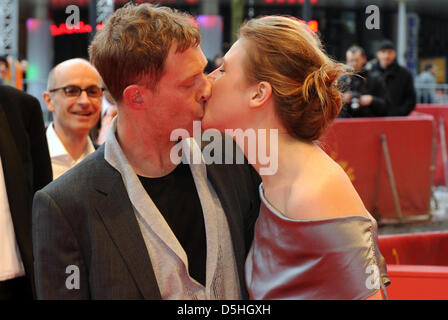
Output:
[
  {"xmin": 0, "ymin": 85, "xmax": 52, "ymax": 299},
  {"xmin": 42, "ymin": 58, "xmax": 102, "ymax": 179},
  {"xmin": 33, "ymin": 3, "xmax": 260, "ymax": 299},
  {"xmin": 0, "ymin": 56, "xmax": 9, "ymax": 85},
  {"xmin": 339, "ymin": 45, "xmax": 389, "ymax": 118},
  {"xmin": 372, "ymin": 40, "xmax": 416, "ymax": 116},
  {"xmin": 415, "ymin": 63, "xmax": 437, "ymax": 103},
  {"xmin": 95, "ymin": 90, "xmax": 117, "ymax": 145}
]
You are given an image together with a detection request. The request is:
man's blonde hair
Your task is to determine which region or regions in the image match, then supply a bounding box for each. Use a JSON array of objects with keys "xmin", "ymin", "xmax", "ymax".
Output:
[{"xmin": 89, "ymin": 3, "xmax": 201, "ymax": 102}]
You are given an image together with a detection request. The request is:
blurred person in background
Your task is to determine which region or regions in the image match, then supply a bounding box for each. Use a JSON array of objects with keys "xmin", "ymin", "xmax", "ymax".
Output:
[
  {"xmin": 94, "ymin": 90, "xmax": 117, "ymax": 145},
  {"xmin": 42, "ymin": 58, "xmax": 102, "ymax": 179},
  {"xmin": 415, "ymin": 63, "xmax": 437, "ymax": 104},
  {"xmin": 0, "ymin": 85, "xmax": 52, "ymax": 300},
  {"xmin": 338, "ymin": 45, "xmax": 389, "ymax": 118},
  {"xmin": 372, "ymin": 40, "xmax": 416, "ymax": 116},
  {"xmin": 204, "ymin": 55, "xmax": 224, "ymax": 74},
  {"xmin": 0, "ymin": 56, "xmax": 10, "ymax": 85},
  {"xmin": 213, "ymin": 55, "xmax": 224, "ymax": 69}
]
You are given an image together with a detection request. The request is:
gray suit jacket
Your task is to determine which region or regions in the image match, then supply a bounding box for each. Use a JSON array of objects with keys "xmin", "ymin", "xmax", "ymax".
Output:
[{"xmin": 32, "ymin": 145, "xmax": 260, "ymax": 299}]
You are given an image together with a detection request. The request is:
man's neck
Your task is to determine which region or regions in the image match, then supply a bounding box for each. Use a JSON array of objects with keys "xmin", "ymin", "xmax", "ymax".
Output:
[
  {"xmin": 116, "ymin": 117, "xmax": 178, "ymax": 178},
  {"xmin": 53, "ymin": 123, "xmax": 89, "ymax": 161}
]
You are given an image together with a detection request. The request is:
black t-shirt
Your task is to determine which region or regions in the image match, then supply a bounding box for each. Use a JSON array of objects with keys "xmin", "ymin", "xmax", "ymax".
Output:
[{"xmin": 138, "ymin": 162, "xmax": 206, "ymax": 286}]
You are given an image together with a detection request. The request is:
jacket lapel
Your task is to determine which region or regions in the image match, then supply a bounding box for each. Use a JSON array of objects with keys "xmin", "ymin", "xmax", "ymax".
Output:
[
  {"xmin": 93, "ymin": 161, "xmax": 161, "ymax": 299},
  {"xmin": 0, "ymin": 103, "xmax": 33, "ymax": 273},
  {"xmin": 206, "ymin": 164, "xmax": 247, "ymax": 296}
]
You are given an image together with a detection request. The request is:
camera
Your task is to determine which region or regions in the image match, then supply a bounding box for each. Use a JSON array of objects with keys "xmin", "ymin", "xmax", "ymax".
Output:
[{"xmin": 351, "ymin": 91, "xmax": 361, "ymax": 110}]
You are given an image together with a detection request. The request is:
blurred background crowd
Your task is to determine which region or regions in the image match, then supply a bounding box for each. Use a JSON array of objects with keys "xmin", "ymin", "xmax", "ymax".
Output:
[
  {"xmin": 0, "ymin": 0, "xmax": 446, "ymax": 121},
  {"xmin": 1, "ymin": 0, "xmax": 448, "ymax": 300}
]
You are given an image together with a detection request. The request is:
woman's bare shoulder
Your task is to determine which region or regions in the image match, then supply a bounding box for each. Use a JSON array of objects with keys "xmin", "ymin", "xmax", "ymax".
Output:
[{"xmin": 285, "ymin": 161, "xmax": 368, "ymax": 221}]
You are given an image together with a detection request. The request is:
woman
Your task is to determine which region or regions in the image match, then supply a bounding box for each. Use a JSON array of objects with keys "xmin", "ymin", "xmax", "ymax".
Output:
[{"xmin": 203, "ymin": 16, "xmax": 389, "ymax": 300}]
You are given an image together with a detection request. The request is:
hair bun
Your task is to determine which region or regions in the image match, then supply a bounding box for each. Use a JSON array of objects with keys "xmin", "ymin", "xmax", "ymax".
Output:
[
  {"xmin": 302, "ymin": 62, "xmax": 344, "ymax": 106},
  {"xmin": 239, "ymin": 15, "xmax": 347, "ymax": 142}
]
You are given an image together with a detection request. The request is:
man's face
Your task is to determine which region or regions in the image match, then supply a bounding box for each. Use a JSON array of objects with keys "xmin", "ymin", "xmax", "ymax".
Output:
[
  {"xmin": 143, "ymin": 44, "xmax": 211, "ymax": 136},
  {"xmin": 44, "ymin": 61, "xmax": 102, "ymax": 137},
  {"xmin": 377, "ymin": 49, "xmax": 396, "ymax": 69},
  {"xmin": 430, "ymin": 65, "xmax": 437, "ymax": 75},
  {"xmin": 0, "ymin": 62, "xmax": 8, "ymax": 80},
  {"xmin": 346, "ymin": 50, "xmax": 366, "ymax": 72}
]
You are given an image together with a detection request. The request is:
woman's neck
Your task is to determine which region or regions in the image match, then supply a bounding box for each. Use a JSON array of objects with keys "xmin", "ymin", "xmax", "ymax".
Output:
[{"xmin": 247, "ymin": 131, "xmax": 317, "ymax": 191}]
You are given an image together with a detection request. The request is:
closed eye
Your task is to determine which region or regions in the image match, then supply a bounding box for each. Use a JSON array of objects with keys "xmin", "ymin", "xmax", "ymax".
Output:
[
  {"xmin": 182, "ymin": 82, "xmax": 195, "ymax": 88},
  {"xmin": 181, "ymin": 76, "xmax": 197, "ymax": 88}
]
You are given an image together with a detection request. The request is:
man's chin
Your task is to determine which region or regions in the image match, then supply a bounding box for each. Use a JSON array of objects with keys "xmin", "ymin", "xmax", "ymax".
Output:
[
  {"xmin": 72, "ymin": 125, "xmax": 94, "ymax": 137},
  {"xmin": 200, "ymin": 117, "xmax": 213, "ymax": 131}
]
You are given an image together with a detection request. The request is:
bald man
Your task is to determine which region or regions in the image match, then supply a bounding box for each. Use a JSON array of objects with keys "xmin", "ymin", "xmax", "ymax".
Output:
[{"xmin": 43, "ymin": 58, "xmax": 103, "ymax": 179}]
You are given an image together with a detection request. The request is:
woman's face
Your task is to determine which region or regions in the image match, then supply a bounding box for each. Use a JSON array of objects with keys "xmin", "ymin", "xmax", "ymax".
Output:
[{"xmin": 202, "ymin": 39, "xmax": 254, "ymax": 132}]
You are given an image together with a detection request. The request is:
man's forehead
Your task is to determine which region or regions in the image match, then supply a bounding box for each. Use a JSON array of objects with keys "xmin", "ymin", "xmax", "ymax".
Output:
[
  {"xmin": 53, "ymin": 62, "xmax": 101, "ymax": 83},
  {"xmin": 164, "ymin": 45, "xmax": 207, "ymax": 76},
  {"xmin": 379, "ymin": 49, "xmax": 395, "ymax": 54},
  {"xmin": 347, "ymin": 51, "xmax": 363, "ymax": 58}
]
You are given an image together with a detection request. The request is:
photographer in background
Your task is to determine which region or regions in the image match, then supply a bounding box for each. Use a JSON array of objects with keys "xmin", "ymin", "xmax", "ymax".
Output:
[
  {"xmin": 339, "ymin": 46, "xmax": 389, "ymax": 118},
  {"xmin": 372, "ymin": 40, "xmax": 416, "ymax": 116}
]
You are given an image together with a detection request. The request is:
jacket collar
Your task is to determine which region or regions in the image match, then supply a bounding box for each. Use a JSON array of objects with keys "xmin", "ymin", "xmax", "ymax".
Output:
[
  {"xmin": 375, "ymin": 59, "xmax": 399, "ymax": 73},
  {"xmin": 91, "ymin": 132, "xmax": 249, "ymax": 299},
  {"xmin": 91, "ymin": 146, "xmax": 161, "ymax": 299}
]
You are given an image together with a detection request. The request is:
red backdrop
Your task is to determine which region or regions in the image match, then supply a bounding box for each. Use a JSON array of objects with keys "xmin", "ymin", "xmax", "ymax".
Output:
[
  {"xmin": 321, "ymin": 116, "xmax": 434, "ymax": 223},
  {"xmin": 412, "ymin": 104, "xmax": 448, "ymax": 186},
  {"xmin": 378, "ymin": 232, "xmax": 448, "ymax": 300}
]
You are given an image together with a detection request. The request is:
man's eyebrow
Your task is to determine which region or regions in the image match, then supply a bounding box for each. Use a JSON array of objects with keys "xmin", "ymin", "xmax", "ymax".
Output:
[
  {"xmin": 180, "ymin": 70, "xmax": 200, "ymax": 84},
  {"xmin": 181, "ymin": 58, "xmax": 210, "ymax": 82}
]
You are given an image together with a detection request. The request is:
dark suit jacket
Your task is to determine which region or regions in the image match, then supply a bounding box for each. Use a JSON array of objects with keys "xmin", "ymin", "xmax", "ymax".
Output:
[
  {"xmin": 0, "ymin": 85, "xmax": 52, "ymax": 298},
  {"xmin": 338, "ymin": 69, "xmax": 389, "ymax": 118},
  {"xmin": 372, "ymin": 60, "xmax": 416, "ymax": 116},
  {"xmin": 33, "ymin": 143, "xmax": 261, "ymax": 299}
]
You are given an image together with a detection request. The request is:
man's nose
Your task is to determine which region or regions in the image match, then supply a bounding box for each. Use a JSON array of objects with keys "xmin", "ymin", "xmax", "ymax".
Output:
[
  {"xmin": 77, "ymin": 90, "xmax": 91, "ymax": 105},
  {"xmin": 198, "ymin": 75, "xmax": 212, "ymax": 102}
]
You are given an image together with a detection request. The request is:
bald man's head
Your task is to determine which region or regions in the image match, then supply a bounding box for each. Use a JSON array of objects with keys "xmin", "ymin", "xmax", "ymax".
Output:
[
  {"xmin": 43, "ymin": 58, "xmax": 103, "ymax": 138},
  {"xmin": 47, "ymin": 58, "xmax": 101, "ymax": 91}
]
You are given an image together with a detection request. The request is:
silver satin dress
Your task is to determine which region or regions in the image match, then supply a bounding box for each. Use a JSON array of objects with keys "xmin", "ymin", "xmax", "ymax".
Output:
[{"xmin": 245, "ymin": 184, "xmax": 390, "ymax": 300}]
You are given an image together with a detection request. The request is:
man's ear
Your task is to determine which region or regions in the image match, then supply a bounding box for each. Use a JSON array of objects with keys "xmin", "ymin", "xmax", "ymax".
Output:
[
  {"xmin": 42, "ymin": 91, "xmax": 55, "ymax": 113},
  {"xmin": 123, "ymin": 85, "xmax": 146, "ymax": 110},
  {"xmin": 249, "ymin": 81, "xmax": 272, "ymax": 108}
]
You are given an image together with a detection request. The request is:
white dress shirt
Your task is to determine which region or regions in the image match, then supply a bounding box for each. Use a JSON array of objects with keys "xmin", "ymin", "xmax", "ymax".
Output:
[
  {"xmin": 46, "ymin": 123, "xmax": 95, "ymax": 180},
  {"xmin": 0, "ymin": 156, "xmax": 25, "ymax": 281}
]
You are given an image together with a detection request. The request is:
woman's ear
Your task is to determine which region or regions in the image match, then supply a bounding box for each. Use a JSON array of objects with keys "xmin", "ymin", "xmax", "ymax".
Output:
[
  {"xmin": 249, "ymin": 81, "xmax": 272, "ymax": 108},
  {"xmin": 123, "ymin": 85, "xmax": 146, "ymax": 110}
]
